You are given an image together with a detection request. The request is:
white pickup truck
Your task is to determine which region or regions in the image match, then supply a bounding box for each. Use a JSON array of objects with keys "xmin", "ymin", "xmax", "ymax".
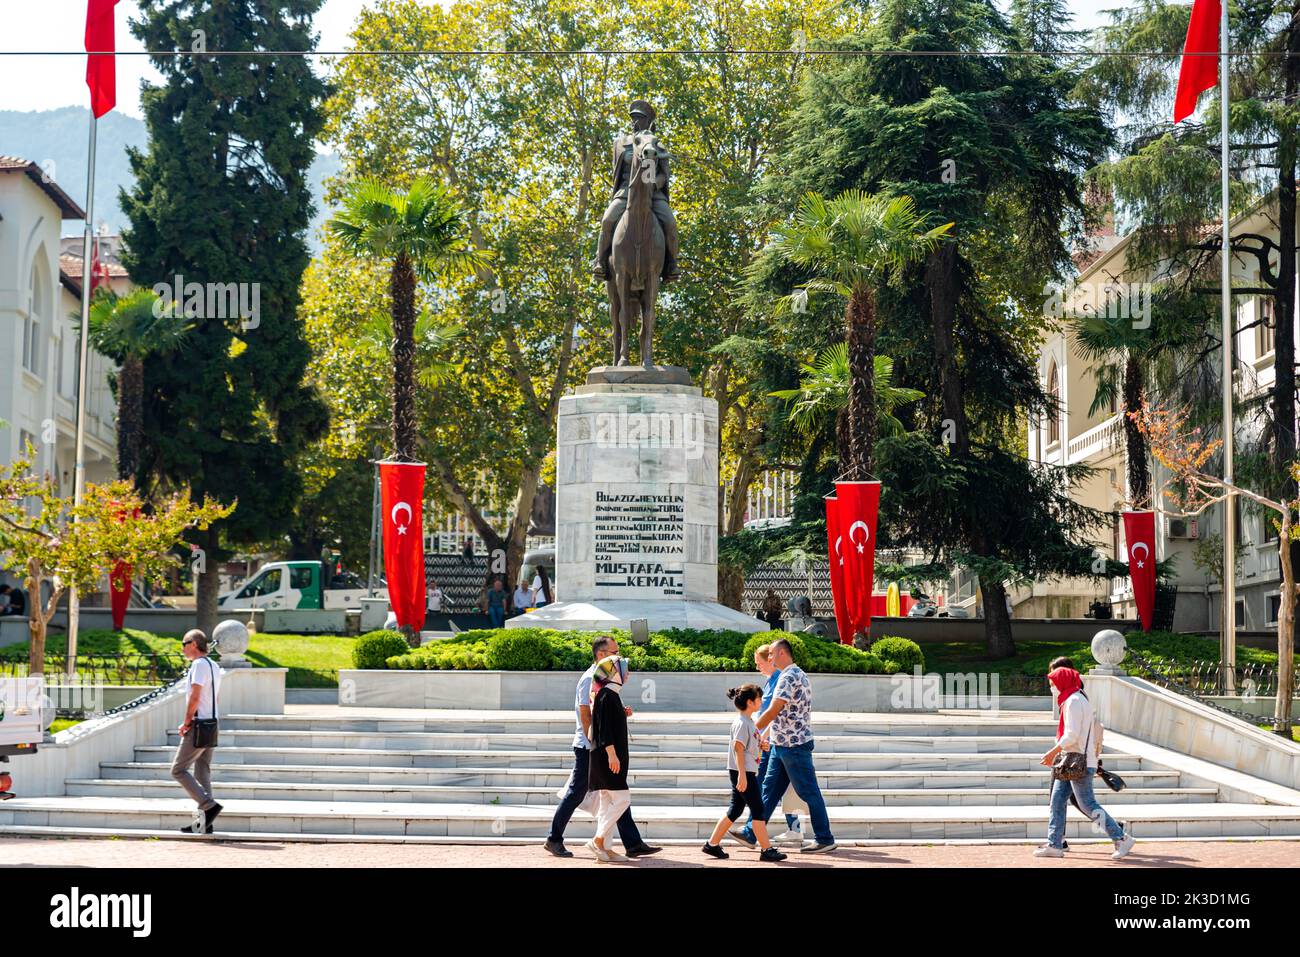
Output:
[
  {"xmin": 218, "ymin": 560, "xmax": 387, "ymax": 612},
  {"xmin": 0, "ymin": 677, "xmax": 45, "ymax": 799}
]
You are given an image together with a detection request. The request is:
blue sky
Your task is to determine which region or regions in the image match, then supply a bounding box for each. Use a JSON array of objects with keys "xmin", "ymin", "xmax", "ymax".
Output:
[{"xmin": 1, "ymin": 0, "xmax": 1121, "ymax": 119}]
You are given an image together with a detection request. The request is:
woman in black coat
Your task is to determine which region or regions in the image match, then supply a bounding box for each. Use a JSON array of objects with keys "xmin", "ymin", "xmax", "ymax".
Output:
[{"xmin": 586, "ymin": 655, "xmax": 631, "ymax": 862}]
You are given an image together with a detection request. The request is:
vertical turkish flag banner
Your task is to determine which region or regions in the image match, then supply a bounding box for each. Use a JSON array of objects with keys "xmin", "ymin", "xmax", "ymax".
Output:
[
  {"xmin": 1173, "ymin": 0, "xmax": 1220, "ymax": 122},
  {"xmin": 85, "ymin": 0, "xmax": 120, "ymax": 119},
  {"xmin": 109, "ymin": 561, "xmax": 131, "ymax": 630},
  {"xmin": 825, "ymin": 495, "xmax": 852, "ymax": 645},
  {"xmin": 834, "ymin": 481, "xmax": 882, "ymax": 641},
  {"xmin": 379, "ymin": 462, "xmax": 427, "ymax": 631},
  {"xmin": 1123, "ymin": 510, "xmax": 1158, "ymax": 631}
]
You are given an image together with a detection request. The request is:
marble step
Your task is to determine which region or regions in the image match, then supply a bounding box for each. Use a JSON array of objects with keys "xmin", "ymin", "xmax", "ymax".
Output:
[
  {"xmin": 131, "ymin": 744, "xmax": 1149, "ymax": 773},
  {"xmin": 4, "ymin": 796, "xmax": 1295, "ymax": 840},
  {"xmin": 100, "ymin": 761, "xmax": 1185, "ymax": 790},
  {"xmin": 66, "ymin": 777, "xmax": 1218, "ymax": 807},
  {"xmin": 222, "ymin": 711, "xmax": 1057, "ymax": 738},
  {"xmin": 166, "ymin": 728, "xmax": 1064, "ymax": 754}
]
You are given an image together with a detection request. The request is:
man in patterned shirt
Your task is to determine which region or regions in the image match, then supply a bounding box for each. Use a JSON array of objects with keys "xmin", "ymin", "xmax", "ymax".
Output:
[{"xmin": 729, "ymin": 638, "xmax": 837, "ymax": 853}]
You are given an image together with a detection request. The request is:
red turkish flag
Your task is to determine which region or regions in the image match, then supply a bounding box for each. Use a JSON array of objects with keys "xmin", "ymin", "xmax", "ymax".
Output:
[
  {"xmin": 379, "ymin": 462, "xmax": 427, "ymax": 631},
  {"xmin": 834, "ymin": 480, "xmax": 881, "ymax": 642},
  {"xmin": 107, "ymin": 503, "xmax": 139, "ymax": 630},
  {"xmin": 85, "ymin": 0, "xmax": 120, "ymax": 119},
  {"xmin": 1123, "ymin": 510, "xmax": 1158, "ymax": 631},
  {"xmin": 825, "ymin": 495, "xmax": 852, "ymax": 645},
  {"xmin": 109, "ymin": 561, "xmax": 132, "ymax": 630},
  {"xmin": 89, "ymin": 238, "xmax": 112, "ymax": 295},
  {"xmin": 1173, "ymin": 0, "xmax": 1220, "ymax": 123}
]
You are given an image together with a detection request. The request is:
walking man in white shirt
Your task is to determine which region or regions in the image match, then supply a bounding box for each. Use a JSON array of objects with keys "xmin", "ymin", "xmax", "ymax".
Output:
[{"xmin": 173, "ymin": 629, "xmax": 223, "ymax": 835}]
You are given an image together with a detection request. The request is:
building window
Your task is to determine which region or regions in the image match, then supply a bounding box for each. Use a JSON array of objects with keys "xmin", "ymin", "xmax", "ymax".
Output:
[
  {"xmin": 1047, "ymin": 362, "xmax": 1060, "ymax": 445},
  {"xmin": 1234, "ymin": 598, "xmax": 1245, "ymax": 629},
  {"xmin": 1256, "ymin": 295, "xmax": 1275, "ymax": 358},
  {"xmin": 23, "ymin": 264, "xmax": 45, "ymax": 377},
  {"xmin": 1267, "ymin": 593, "xmax": 1281, "ymax": 626}
]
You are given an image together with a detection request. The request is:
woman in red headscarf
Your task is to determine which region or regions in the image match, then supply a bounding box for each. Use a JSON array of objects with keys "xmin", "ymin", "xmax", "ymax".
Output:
[{"xmin": 1034, "ymin": 662, "xmax": 1135, "ymax": 860}]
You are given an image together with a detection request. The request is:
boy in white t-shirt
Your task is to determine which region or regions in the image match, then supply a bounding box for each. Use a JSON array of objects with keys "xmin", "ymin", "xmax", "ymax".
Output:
[{"xmin": 173, "ymin": 629, "xmax": 223, "ymax": 834}]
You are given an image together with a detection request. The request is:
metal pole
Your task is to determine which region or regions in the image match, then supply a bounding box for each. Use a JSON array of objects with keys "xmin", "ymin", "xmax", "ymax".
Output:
[
  {"xmin": 1219, "ymin": 2, "xmax": 1237, "ymax": 694},
  {"xmin": 68, "ymin": 113, "xmax": 98, "ymax": 677},
  {"xmin": 367, "ymin": 456, "xmax": 380, "ymax": 597}
]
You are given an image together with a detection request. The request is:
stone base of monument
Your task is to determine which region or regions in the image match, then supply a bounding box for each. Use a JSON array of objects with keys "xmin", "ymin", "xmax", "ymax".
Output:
[
  {"xmin": 507, "ymin": 372, "xmax": 767, "ymax": 635},
  {"xmin": 507, "ymin": 599, "xmax": 768, "ymax": 633}
]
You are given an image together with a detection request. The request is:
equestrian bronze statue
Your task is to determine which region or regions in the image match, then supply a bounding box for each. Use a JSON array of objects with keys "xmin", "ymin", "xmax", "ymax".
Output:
[{"xmin": 592, "ymin": 100, "xmax": 680, "ymax": 367}]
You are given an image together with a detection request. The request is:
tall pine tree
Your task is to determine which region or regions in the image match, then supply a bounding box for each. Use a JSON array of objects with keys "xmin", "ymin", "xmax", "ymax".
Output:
[
  {"xmin": 121, "ymin": 1, "xmax": 329, "ymax": 633},
  {"xmin": 758, "ymin": 0, "xmax": 1113, "ymax": 656}
]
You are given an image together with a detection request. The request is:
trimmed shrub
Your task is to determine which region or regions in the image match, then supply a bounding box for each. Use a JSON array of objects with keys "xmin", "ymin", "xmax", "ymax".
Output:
[
  {"xmin": 740, "ymin": 631, "xmax": 811, "ymax": 672},
  {"xmin": 869, "ymin": 636, "xmax": 925, "ymax": 673},
  {"xmin": 484, "ymin": 630, "xmax": 553, "ymax": 671},
  {"xmin": 352, "ymin": 630, "xmax": 411, "ymax": 670}
]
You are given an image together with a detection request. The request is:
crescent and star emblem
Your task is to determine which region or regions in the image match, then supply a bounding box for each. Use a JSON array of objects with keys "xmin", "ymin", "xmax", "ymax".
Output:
[
  {"xmin": 849, "ymin": 520, "xmax": 870, "ymax": 554},
  {"xmin": 1130, "ymin": 540, "xmax": 1150, "ymax": 569},
  {"xmin": 391, "ymin": 501, "xmax": 413, "ymax": 536},
  {"xmin": 835, "ymin": 535, "xmax": 844, "ymax": 566}
]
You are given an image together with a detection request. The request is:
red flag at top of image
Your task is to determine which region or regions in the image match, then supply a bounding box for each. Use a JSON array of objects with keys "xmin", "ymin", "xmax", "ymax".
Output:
[
  {"xmin": 834, "ymin": 481, "xmax": 881, "ymax": 643},
  {"xmin": 379, "ymin": 462, "xmax": 427, "ymax": 632},
  {"xmin": 1122, "ymin": 510, "xmax": 1158, "ymax": 631},
  {"xmin": 86, "ymin": 0, "xmax": 121, "ymax": 119},
  {"xmin": 1173, "ymin": 0, "xmax": 1221, "ymax": 123},
  {"xmin": 825, "ymin": 495, "xmax": 852, "ymax": 646}
]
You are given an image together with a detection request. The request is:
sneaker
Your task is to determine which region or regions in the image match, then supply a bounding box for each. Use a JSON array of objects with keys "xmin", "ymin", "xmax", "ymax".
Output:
[
  {"xmin": 759, "ymin": 847, "xmax": 788, "ymax": 863},
  {"xmin": 544, "ymin": 837, "xmax": 574, "ymax": 858},
  {"xmin": 727, "ymin": 827, "xmax": 758, "ymax": 848},
  {"xmin": 624, "ymin": 843, "xmax": 662, "ymax": 858},
  {"xmin": 203, "ymin": 803, "xmax": 223, "ymax": 833},
  {"xmin": 179, "ymin": 808, "xmax": 206, "ymax": 835},
  {"xmin": 603, "ymin": 846, "xmax": 628, "ymax": 863},
  {"xmin": 800, "ymin": 841, "xmax": 837, "ymax": 854},
  {"xmin": 1033, "ymin": 844, "xmax": 1065, "ymax": 858},
  {"xmin": 701, "ymin": 842, "xmax": 729, "ymax": 860},
  {"xmin": 774, "ymin": 829, "xmax": 804, "ymax": 845},
  {"xmin": 1112, "ymin": 831, "xmax": 1136, "ymax": 860},
  {"xmin": 584, "ymin": 838, "xmax": 612, "ymax": 863}
]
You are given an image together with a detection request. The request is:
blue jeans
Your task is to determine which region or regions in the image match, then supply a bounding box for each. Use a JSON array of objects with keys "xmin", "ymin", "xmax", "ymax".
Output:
[
  {"xmin": 548, "ymin": 747, "xmax": 644, "ymax": 847},
  {"xmin": 741, "ymin": 740, "xmax": 834, "ymax": 846},
  {"xmin": 745, "ymin": 748, "xmax": 798, "ymax": 831},
  {"xmin": 1046, "ymin": 767, "xmax": 1125, "ymax": 848},
  {"xmin": 488, "ymin": 606, "xmax": 506, "ymax": 628}
]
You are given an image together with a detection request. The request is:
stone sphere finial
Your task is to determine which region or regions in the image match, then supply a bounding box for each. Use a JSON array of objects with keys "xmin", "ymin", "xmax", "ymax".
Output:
[
  {"xmin": 1090, "ymin": 628, "xmax": 1127, "ymax": 674},
  {"xmin": 213, "ymin": 618, "xmax": 251, "ymax": 668}
]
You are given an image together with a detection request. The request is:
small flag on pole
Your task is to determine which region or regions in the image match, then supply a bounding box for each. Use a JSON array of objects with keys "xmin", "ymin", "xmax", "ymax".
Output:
[
  {"xmin": 85, "ymin": 0, "xmax": 120, "ymax": 119},
  {"xmin": 1173, "ymin": 0, "xmax": 1221, "ymax": 123}
]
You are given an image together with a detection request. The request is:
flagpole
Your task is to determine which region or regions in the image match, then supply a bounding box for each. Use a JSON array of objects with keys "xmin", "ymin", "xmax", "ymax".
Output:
[
  {"xmin": 69, "ymin": 110, "xmax": 98, "ymax": 676},
  {"xmin": 1219, "ymin": 0, "xmax": 1237, "ymax": 693}
]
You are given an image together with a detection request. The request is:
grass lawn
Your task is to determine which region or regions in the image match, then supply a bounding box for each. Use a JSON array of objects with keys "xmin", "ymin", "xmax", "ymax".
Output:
[
  {"xmin": 3, "ymin": 629, "xmax": 355, "ymax": 688},
  {"xmin": 920, "ymin": 631, "xmax": 1297, "ymax": 696}
]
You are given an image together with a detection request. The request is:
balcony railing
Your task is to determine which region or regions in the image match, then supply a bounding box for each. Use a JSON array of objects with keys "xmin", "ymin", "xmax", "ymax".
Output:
[{"xmin": 1066, "ymin": 414, "xmax": 1120, "ymax": 464}]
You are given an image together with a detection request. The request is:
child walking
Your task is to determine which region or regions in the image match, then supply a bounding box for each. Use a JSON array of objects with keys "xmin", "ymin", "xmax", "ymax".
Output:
[{"xmin": 702, "ymin": 685, "xmax": 787, "ymax": 862}]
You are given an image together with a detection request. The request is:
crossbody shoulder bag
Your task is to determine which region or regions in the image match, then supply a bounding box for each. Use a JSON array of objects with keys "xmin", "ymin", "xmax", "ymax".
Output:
[
  {"xmin": 1051, "ymin": 693, "xmax": 1092, "ymax": 782},
  {"xmin": 191, "ymin": 657, "xmax": 220, "ymax": 749}
]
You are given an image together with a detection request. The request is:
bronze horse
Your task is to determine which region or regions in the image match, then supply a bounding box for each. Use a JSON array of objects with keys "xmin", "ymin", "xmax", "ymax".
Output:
[{"xmin": 607, "ymin": 132, "xmax": 665, "ymax": 367}]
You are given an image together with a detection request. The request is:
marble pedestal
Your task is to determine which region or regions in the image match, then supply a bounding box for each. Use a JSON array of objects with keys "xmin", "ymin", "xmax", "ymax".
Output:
[{"xmin": 508, "ymin": 376, "xmax": 765, "ymax": 635}]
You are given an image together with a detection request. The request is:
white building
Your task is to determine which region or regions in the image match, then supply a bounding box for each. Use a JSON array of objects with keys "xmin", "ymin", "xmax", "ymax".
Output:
[
  {"xmin": 0, "ymin": 156, "xmax": 120, "ymax": 588},
  {"xmin": 1030, "ymin": 193, "xmax": 1300, "ymax": 633}
]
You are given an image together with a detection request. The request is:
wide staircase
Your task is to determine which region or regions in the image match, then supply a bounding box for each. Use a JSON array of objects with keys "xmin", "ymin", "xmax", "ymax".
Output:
[{"xmin": 4, "ymin": 706, "xmax": 1300, "ymax": 843}]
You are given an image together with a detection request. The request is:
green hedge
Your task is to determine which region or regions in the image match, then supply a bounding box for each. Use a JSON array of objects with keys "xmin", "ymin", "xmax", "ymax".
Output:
[
  {"xmin": 869, "ymin": 636, "xmax": 925, "ymax": 673},
  {"xmin": 382, "ymin": 627, "xmax": 901, "ymax": 674},
  {"xmin": 353, "ymin": 630, "xmax": 411, "ymax": 670}
]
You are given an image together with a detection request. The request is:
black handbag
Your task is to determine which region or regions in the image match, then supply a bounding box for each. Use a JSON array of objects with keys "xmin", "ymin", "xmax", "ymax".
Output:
[
  {"xmin": 1097, "ymin": 765, "xmax": 1126, "ymax": 792},
  {"xmin": 191, "ymin": 657, "xmax": 220, "ymax": 749}
]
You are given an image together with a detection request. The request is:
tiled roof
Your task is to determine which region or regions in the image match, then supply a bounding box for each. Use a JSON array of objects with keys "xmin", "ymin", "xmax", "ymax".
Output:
[{"xmin": 0, "ymin": 155, "xmax": 86, "ymax": 220}]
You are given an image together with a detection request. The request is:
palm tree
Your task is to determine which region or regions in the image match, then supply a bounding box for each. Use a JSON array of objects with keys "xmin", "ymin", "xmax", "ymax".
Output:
[
  {"xmin": 764, "ymin": 192, "xmax": 951, "ymax": 478},
  {"xmin": 82, "ymin": 288, "xmax": 191, "ymax": 487},
  {"xmin": 329, "ymin": 177, "xmax": 487, "ymax": 461},
  {"xmin": 769, "ymin": 345, "xmax": 925, "ymax": 451}
]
